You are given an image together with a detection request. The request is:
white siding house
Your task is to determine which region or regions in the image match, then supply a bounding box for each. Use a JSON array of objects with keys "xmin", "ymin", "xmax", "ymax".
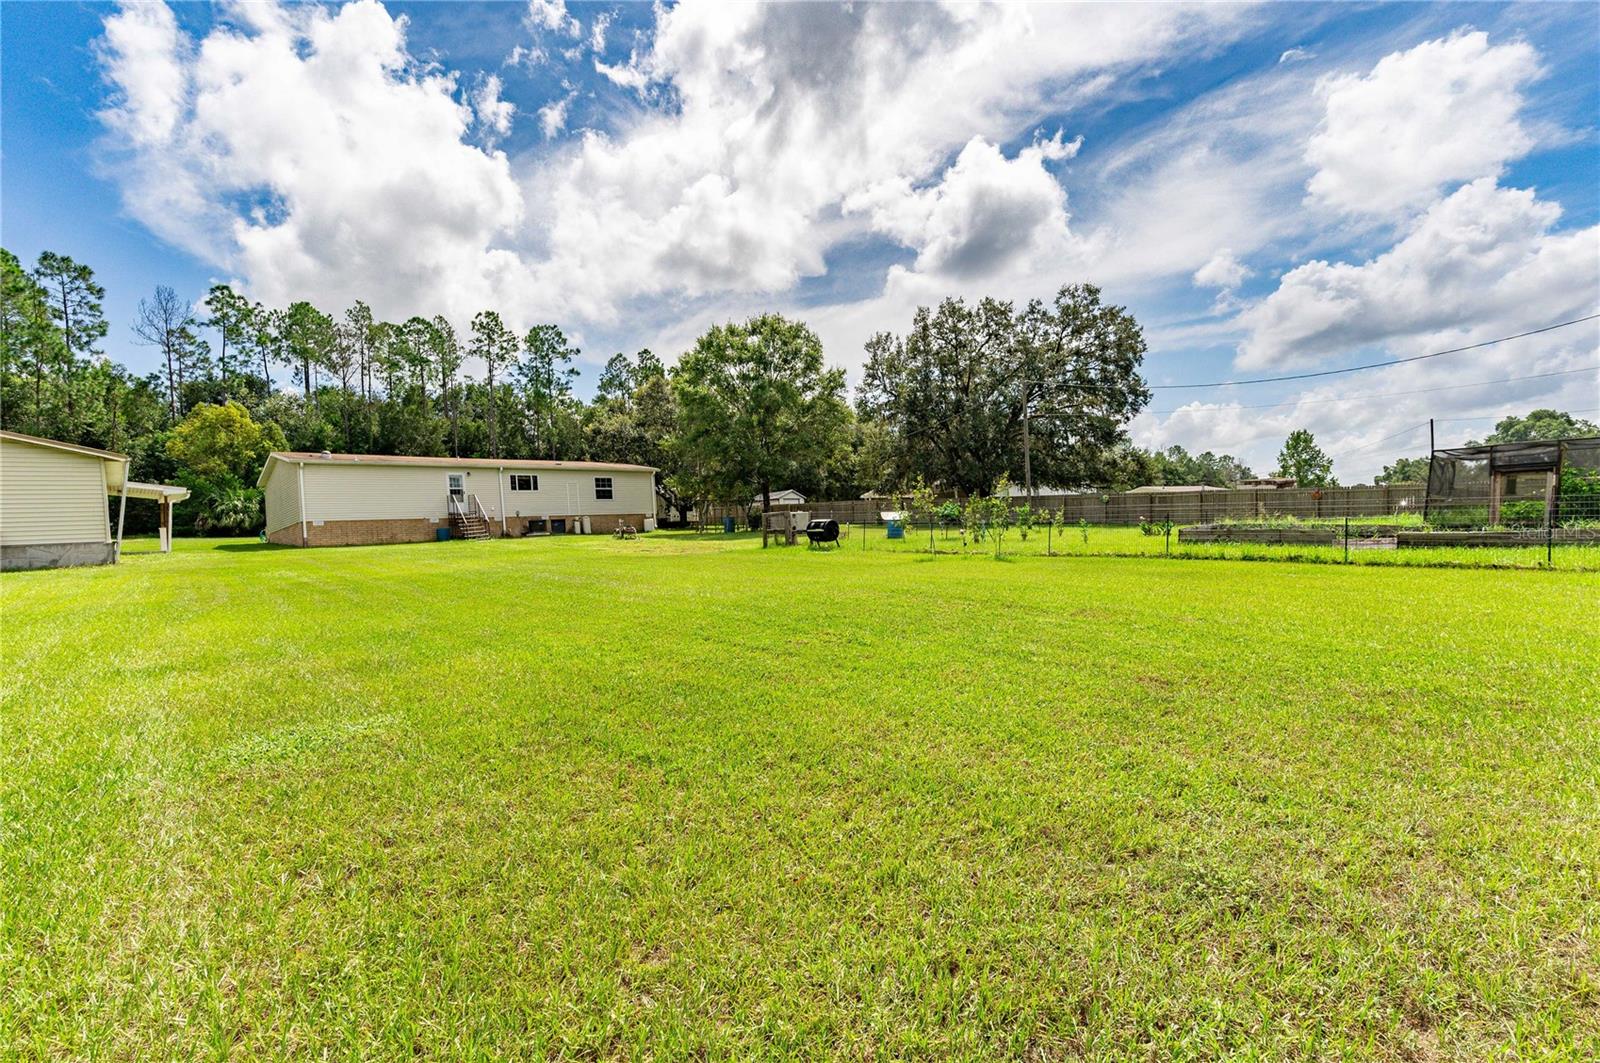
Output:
[{"xmin": 259, "ymin": 451, "xmax": 658, "ymax": 547}]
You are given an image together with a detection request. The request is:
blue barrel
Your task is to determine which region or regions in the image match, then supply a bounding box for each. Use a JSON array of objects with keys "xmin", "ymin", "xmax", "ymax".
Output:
[
  {"xmin": 723, "ymin": 516, "xmax": 736, "ymax": 533},
  {"xmin": 436, "ymin": 527, "xmax": 451, "ymax": 542},
  {"xmin": 886, "ymin": 520, "xmax": 904, "ymax": 539}
]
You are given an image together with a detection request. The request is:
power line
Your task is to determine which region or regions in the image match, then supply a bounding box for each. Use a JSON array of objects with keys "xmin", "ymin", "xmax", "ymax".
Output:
[
  {"xmin": 1325, "ymin": 422, "xmax": 1431, "ymax": 462},
  {"xmin": 1149, "ymin": 313, "xmax": 1599, "ymax": 390},
  {"xmin": 1147, "ymin": 365, "xmax": 1598, "ymax": 415},
  {"xmin": 1326, "ymin": 407, "xmax": 1600, "ymax": 463}
]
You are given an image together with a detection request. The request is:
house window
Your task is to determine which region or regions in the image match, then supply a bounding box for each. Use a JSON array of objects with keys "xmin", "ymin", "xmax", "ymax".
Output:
[
  {"xmin": 510, "ymin": 473, "xmax": 537, "ymax": 492},
  {"xmin": 594, "ymin": 476, "xmax": 614, "ymax": 500}
]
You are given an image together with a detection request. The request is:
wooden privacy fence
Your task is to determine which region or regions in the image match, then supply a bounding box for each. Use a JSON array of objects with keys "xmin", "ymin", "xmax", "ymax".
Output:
[{"xmin": 702, "ymin": 485, "xmax": 1427, "ymax": 526}]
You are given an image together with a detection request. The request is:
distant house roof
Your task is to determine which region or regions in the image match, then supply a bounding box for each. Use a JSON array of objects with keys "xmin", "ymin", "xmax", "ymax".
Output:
[
  {"xmin": 258, "ymin": 450, "xmax": 656, "ymax": 487},
  {"xmin": 1236, "ymin": 476, "xmax": 1296, "ymax": 489},
  {"xmin": 1126, "ymin": 484, "xmax": 1231, "ymax": 494},
  {"xmin": 753, "ymin": 488, "xmax": 807, "ymax": 507}
]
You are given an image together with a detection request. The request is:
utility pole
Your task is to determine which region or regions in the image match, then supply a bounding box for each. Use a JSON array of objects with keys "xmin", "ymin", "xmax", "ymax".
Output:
[{"xmin": 1021, "ymin": 378, "xmax": 1033, "ymax": 500}]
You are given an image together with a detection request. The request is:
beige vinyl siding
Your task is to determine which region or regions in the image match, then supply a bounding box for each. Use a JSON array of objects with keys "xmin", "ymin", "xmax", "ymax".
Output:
[
  {"xmin": 0, "ymin": 438, "xmax": 112, "ymax": 546},
  {"xmin": 497, "ymin": 468, "xmax": 655, "ymax": 521},
  {"xmin": 298, "ymin": 463, "xmax": 656, "ymax": 524},
  {"xmin": 301, "ymin": 464, "xmax": 458, "ymax": 522},
  {"xmin": 262, "ymin": 460, "xmax": 303, "ymax": 534}
]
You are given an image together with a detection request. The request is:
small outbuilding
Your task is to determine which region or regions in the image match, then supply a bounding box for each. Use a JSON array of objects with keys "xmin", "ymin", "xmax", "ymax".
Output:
[
  {"xmin": 1426, "ymin": 435, "xmax": 1600, "ymax": 526},
  {"xmin": 0, "ymin": 430, "xmax": 189, "ymax": 571},
  {"xmin": 258, "ymin": 451, "xmax": 658, "ymax": 547}
]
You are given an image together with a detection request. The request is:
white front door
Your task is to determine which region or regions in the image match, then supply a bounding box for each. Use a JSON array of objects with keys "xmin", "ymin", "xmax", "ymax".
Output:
[{"xmin": 447, "ymin": 473, "xmax": 465, "ymax": 501}]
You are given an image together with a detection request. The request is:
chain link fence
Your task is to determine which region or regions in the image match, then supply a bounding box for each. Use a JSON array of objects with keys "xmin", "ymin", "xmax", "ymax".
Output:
[{"xmin": 685, "ymin": 474, "xmax": 1600, "ymax": 569}]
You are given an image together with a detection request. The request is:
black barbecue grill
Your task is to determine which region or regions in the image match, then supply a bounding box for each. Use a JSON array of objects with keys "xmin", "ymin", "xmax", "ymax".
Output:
[{"xmin": 805, "ymin": 518, "xmax": 840, "ymax": 547}]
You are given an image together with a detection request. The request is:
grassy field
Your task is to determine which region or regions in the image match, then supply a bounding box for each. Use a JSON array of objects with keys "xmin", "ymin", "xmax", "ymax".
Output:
[{"xmin": 3, "ymin": 533, "xmax": 1598, "ymax": 1060}]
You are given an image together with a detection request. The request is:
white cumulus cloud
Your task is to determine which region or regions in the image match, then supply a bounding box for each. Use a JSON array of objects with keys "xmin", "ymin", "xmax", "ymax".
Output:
[
  {"xmin": 1237, "ymin": 178, "xmax": 1599, "ymax": 370},
  {"xmin": 95, "ymin": 0, "xmax": 527, "ymax": 327},
  {"xmin": 472, "ymin": 74, "xmax": 515, "ymax": 144},
  {"xmin": 1192, "ymin": 250, "xmax": 1251, "ymax": 291},
  {"xmin": 527, "ymin": 0, "xmax": 579, "ymax": 39},
  {"xmin": 846, "ymin": 133, "xmax": 1081, "ymax": 281},
  {"xmin": 1305, "ymin": 31, "xmax": 1541, "ymax": 216}
]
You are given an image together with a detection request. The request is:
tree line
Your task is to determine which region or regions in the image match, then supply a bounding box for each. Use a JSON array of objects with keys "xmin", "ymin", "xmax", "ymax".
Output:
[{"xmin": 25, "ymin": 244, "xmax": 1558, "ymax": 534}]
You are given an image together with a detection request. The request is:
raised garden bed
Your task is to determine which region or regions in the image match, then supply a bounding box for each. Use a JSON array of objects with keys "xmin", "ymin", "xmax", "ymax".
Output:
[
  {"xmin": 1179, "ymin": 525, "xmax": 1336, "ymax": 545},
  {"xmin": 1396, "ymin": 528, "xmax": 1600, "ymax": 548}
]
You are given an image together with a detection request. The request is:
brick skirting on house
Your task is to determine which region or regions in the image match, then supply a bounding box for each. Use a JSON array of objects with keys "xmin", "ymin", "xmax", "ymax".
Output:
[{"xmin": 267, "ymin": 514, "xmax": 649, "ymax": 547}]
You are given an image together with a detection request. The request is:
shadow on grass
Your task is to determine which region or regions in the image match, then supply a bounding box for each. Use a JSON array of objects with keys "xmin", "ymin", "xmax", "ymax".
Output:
[{"xmin": 213, "ymin": 542, "xmax": 294, "ymax": 552}]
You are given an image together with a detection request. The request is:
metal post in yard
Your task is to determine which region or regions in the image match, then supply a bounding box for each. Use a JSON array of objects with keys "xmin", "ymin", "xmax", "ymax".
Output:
[
  {"xmin": 930, "ymin": 516, "xmax": 935, "ymax": 555},
  {"xmin": 1344, "ymin": 515, "xmax": 1350, "ymax": 564},
  {"xmin": 1165, "ymin": 524, "xmax": 1171, "ymax": 557},
  {"xmin": 1547, "ymin": 518, "xmax": 1554, "ymax": 568}
]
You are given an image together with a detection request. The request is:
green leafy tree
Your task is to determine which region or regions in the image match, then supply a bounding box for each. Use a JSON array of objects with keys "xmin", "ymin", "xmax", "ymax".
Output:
[
  {"xmin": 34, "ymin": 251, "xmax": 106, "ymax": 364},
  {"xmin": 584, "ymin": 360, "xmax": 681, "ymax": 513},
  {"xmin": 1375, "ymin": 455, "xmax": 1430, "ymax": 485},
  {"xmin": 133, "ymin": 285, "xmax": 206, "ymax": 422},
  {"xmin": 32, "ymin": 252, "xmax": 108, "ymax": 435},
  {"xmin": 1014, "ymin": 503, "xmax": 1036, "ymax": 541},
  {"xmin": 1, "ymin": 248, "xmax": 63, "ymax": 433},
  {"xmin": 202, "ymin": 285, "xmax": 254, "ymax": 393},
  {"xmin": 517, "ymin": 324, "xmax": 580, "ymax": 458},
  {"xmin": 165, "ymin": 400, "xmax": 286, "ymax": 482},
  {"xmin": 1151, "ymin": 444, "xmax": 1253, "ymax": 486},
  {"xmin": 250, "ymin": 303, "xmax": 288, "ymax": 391},
  {"xmin": 429, "ymin": 315, "xmax": 464, "ymax": 454},
  {"xmin": 1477, "ymin": 409, "xmax": 1599, "ymax": 444},
  {"xmin": 470, "ymin": 310, "xmax": 519, "ymax": 458},
  {"xmin": 467, "ymin": 307, "xmax": 515, "ymax": 457},
  {"xmin": 671, "ymin": 313, "xmax": 851, "ymax": 516},
  {"xmin": 189, "ymin": 474, "xmax": 264, "ymax": 535},
  {"xmin": 1274, "ymin": 429, "xmax": 1337, "ymax": 487},
  {"xmin": 859, "ymin": 284, "xmax": 1150, "ymax": 496},
  {"xmin": 342, "ymin": 300, "xmax": 377, "ymax": 401},
  {"xmin": 284, "ymin": 302, "xmax": 337, "ymax": 406}
]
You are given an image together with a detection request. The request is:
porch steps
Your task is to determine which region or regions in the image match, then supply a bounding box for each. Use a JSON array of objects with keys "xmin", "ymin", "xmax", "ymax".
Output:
[{"xmin": 450, "ymin": 513, "xmax": 492, "ymax": 541}]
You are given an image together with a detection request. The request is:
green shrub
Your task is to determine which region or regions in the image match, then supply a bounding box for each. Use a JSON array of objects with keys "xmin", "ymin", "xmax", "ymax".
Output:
[
  {"xmin": 1498, "ymin": 500, "xmax": 1547, "ymax": 528},
  {"xmin": 1429, "ymin": 506, "xmax": 1489, "ymax": 530}
]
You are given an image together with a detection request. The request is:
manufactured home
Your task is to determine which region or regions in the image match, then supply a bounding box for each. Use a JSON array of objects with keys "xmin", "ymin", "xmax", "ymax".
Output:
[
  {"xmin": 258, "ymin": 451, "xmax": 658, "ymax": 547},
  {"xmin": 0, "ymin": 430, "xmax": 189, "ymax": 571}
]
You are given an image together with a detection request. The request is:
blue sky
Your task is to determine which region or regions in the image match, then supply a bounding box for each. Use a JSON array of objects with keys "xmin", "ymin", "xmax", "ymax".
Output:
[{"xmin": 3, "ymin": 1, "xmax": 1597, "ymax": 478}]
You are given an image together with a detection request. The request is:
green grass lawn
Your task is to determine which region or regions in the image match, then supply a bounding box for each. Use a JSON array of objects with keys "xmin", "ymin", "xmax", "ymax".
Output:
[{"xmin": 4, "ymin": 533, "xmax": 1598, "ymax": 1060}]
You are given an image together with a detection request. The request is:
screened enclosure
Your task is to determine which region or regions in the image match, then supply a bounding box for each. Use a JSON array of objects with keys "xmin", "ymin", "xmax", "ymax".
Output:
[{"xmin": 1426, "ymin": 436, "xmax": 1600, "ymax": 528}]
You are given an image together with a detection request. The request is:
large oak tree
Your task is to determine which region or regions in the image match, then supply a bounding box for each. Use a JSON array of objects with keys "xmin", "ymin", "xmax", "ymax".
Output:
[
  {"xmin": 671, "ymin": 313, "xmax": 850, "ymax": 515},
  {"xmin": 858, "ymin": 284, "xmax": 1150, "ymax": 497}
]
